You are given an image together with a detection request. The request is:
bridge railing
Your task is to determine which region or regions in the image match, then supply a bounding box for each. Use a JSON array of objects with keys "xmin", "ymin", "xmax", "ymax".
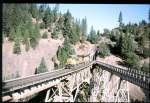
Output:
[
  {"xmin": 2, "ymin": 61, "xmax": 94, "ymax": 95},
  {"xmin": 2, "ymin": 60, "xmax": 150, "ymax": 95},
  {"xmin": 95, "ymin": 60, "xmax": 149, "ymax": 78},
  {"xmin": 95, "ymin": 61, "xmax": 150, "ymax": 90}
]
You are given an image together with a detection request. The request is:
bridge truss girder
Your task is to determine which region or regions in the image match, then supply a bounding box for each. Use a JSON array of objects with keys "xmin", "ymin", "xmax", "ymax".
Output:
[
  {"xmin": 45, "ymin": 67, "xmax": 92, "ymax": 102},
  {"xmin": 90, "ymin": 68, "xmax": 130, "ymax": 102}
]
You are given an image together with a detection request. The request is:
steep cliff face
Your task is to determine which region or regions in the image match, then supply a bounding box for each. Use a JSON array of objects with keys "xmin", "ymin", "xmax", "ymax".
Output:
[{"xmin": 2, "ymin": 38, "xmax": 64, "ymax": 78}]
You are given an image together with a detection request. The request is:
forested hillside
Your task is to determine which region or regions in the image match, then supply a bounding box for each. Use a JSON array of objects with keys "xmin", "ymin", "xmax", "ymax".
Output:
[
  {"xmin": 94, "ymin": 11, "xmax": 150, "ymax": 73},
  {"xmin": 2, "ymin": 4, "xmax": 89, "ymax": 79},
  {"xmin": 3, "ymin": 4, "xmax": 88, "ymax": 51},
  {"xmin": 3, "ymin": 4, "xmax": 150, "ymax": 79}
]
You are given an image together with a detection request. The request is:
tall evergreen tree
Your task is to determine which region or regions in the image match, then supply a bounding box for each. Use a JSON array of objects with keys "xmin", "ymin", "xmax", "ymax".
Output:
[
  {"xmin": 97, "ymin": 30, "xmax": 100, "ymax": 36},
  {"xmin": 81, "ymin": 17, "xmax": 87, "ymax": 41},
  {"xmin": 63, "ymin": 10, "xmax": 72, "ymax": 40},
  {"xmin": 53, "ymin": 4, "xmax": 59, "ymax": 22},
  {"xmin": 29, "ymin": 4, "xmax": 39, "ymax": 19},
  {"xmin": 87, "ymin": 26, "xmax": 98, "ymax": 44},
  {"xmin": 35, "ymin": 57, "xmax": 48, "ymax": 74},
  {"xmin": 118, "ymin": 11, "xmax": 123, "ymax": 27},
  {"xmin": 29, "ymin": 24, "xmax": 40, "ymax": 49},
  {"xmin": 57, "ymin": 14, "xmax": 64, "ymax": 30},
  {"xmin": 13, "ymin": 27, "xmax": 21, "ymax": 54},
  {"xmin": 51, "ymin": 27, "xmax": 59, "ymax": 39},
  {"xmin": 39, "ymin": 4, "xmax": 46, "ymax": 19},
  {"xmin": 70, "ymin": 21, "xmax": 79, "ymax": 44},
  {"xmin": 43, "ymin": 6, "xmax": 53, "ymax": 28}
]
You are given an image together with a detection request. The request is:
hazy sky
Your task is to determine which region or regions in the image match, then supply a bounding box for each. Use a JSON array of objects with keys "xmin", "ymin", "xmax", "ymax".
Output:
[{"xmin": 47, "ymin": 4, "xmax": 149, "ymax": 34}]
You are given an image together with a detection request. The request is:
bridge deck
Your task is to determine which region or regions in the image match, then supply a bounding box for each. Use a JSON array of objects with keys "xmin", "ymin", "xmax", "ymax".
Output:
[{"xmin": 2, "ymin": 61, "xmax": 150, "ymax": 97}]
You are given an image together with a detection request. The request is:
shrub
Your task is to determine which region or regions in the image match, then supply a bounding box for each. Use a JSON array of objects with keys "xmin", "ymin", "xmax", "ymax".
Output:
[
  {"xmin": 51, "ymin": 29, "xmax": 58, "ymax": 39},
  {"xmin": 135, "ymin": 47, "xmax": 150, "ymax": 58},
  {"xmin": 42, "ymin": 32, "xmax": 48, "ymax": 38},
  {"xmin": 30, "ymin": 38, "xmax": 38, "ymax": 49},
  {"xmin": 40, "ymin": 22, "xmax": 45, "ymax": 29},
  {"xmin": 57, "ymin": 48, "xmax": 68, "ymax": 67},
  {"xmin": 141, "ymin": 62, "xmax": 149, "ymax": 73},
  {"xmin": 97, "ymin": 42, "xmax": 110, "ymax": 58},
  {"xmin": 143, "ymin": 47, "xmax": 150, "ymax": 58},
  {"xmin": 124, "ymin": 52, "xmax": 140, "ymax": 69},
  {"xmin": 69, "ymin": 46, "xmax": 76, "ymax": 55}
]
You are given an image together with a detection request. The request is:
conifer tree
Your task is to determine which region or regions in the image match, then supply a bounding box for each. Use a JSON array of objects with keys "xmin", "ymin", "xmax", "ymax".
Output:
[
  {"xmin": 81, "ymin": 17, "xmax": 87, "ymax": 41},
  {"xmin": 53, "ymin": 4, "xmax": 59, "ymax": 22},
  {"xmin": 13, "ymin": 27, "xmax": 21, "ymax": 54},
  {"xmin": 118, "ymin": 11, "xmax": 123, "ymax": 27},
  {"xmin": 87, "ymin": 26, "xmax": 98, "ymax": 44},
  {"xmin": 35, "ymin": 57, "xmax": 48, "ymax": 74},
  {"xmin": 63, "ymin": 10, "xmax": 72, "ymax": 37}
]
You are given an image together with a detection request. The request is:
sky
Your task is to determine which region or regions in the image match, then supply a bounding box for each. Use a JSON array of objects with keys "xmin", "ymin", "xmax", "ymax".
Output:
[{"xmin": 47, "ymin": 4, "xmax": 149, "ymax": 34}]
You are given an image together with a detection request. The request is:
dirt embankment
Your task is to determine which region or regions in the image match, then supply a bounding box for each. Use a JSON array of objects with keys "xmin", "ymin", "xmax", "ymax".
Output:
[
  {"xmin": 74, "ymin": 41, "xmax": 96, "ymax": 56},
  {"xmin": 3, "ymin": 37, "xmax": 64, "ymax": 78},
  {"xmin": 3, "ymin": 17, "xmax": 65, "ymax": 78}
]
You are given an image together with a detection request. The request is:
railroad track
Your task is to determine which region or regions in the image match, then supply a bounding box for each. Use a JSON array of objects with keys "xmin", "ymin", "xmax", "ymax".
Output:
[
  {"xmin": 2, "ymin": 60, "xmax": 150, "ymax": 96},
  {"xmin": 2, "ymin": 61, "xmax": 94, "ymax": 95}
]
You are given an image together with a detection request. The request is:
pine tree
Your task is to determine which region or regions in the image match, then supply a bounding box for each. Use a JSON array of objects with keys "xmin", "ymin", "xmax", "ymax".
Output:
[
  {"xmin": 35, "ymin": 57, "xmax": 48, "ymax": 74},
  {"xmin": 13, "ymin": 27, "xmax": 21, "ymax": 54},
  {"xmin": 97, "ymin": 30, "xmax": 100, "ymax": 36},
  {"xmin": 29, "ymin": 4, "xmax": 39, "ymax": 19},
  {"xmin": 97, "ymin": 42, "xmax": 110, "ymax": 57},
  {"xmin": 69, "ymin": 21, "xmax": 80, "ymax": 44},
  {"xmin": 53, "ymin": 4, "xmax": 59, "ymax": 22},
  {"xmin": 63, "ymin": 10, "xmax": 72, "ymax": 37},
  {"xmin": 81, "ymin": 17, "xmax": 87, "ymax": 42},
  {"xmin": 13, "ymin": 26, "xmax": 21, "ymax": 54},
  {"xmin": 8, "ymin": 28, "xmax": 15, "ymax": 41},
  {"xmin": 57, "ymin": 14, "xmax": 64, "ymax": 30},
  {"xmin": 13, "ymin": 38, "xmax": 21, "ymax": 54},
  {"xmin": 75, "ymin": 19, "xmax": 81, "ymax": 41},
  {"xmin": 87, "ymin": 26, "xmax": 98, "ymax": 44},
  {"xmin": 103, "ymin": 28, "xmax": 110, "ymax": 38},
  {"xmin": 57, "ymin": 46, "xmax": 68, "ymax": 67},
  {"xmin": 118, "ymin": 11, "xmax": 123, "ymax": 27},
  {"xmin": 120, "ymin": 32, "xmax": 134, "ymax": 58},
  {"xmin": 29, "ymin": 24, "xmax": 40, "ymax": 49},
  {"xmin": 39, "ymin": 4, "xmax": 46, "ymax": 19},
  {"xmin": 51, "ymin": 28, "xmax": 59, "ymax": 39},
  {"xmin": 23, "ymin": 29, "xmax": 30, "ymax": 51},
  {"xmin": 42, "ymin": 32, "xmax": 48, "ymax": 39},
  {"xmin": 63, "ymin": 36, "xmax": 71, "ymax": 53},
  {"xmin": 43, "ymin": 6, "xmax": 53, "ymax": 28}
]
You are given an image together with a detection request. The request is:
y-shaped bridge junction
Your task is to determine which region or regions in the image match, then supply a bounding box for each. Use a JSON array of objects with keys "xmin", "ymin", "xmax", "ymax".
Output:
[{"xmin": 2, "ymin": 59, "xmax": 150, "ymax": 102}]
